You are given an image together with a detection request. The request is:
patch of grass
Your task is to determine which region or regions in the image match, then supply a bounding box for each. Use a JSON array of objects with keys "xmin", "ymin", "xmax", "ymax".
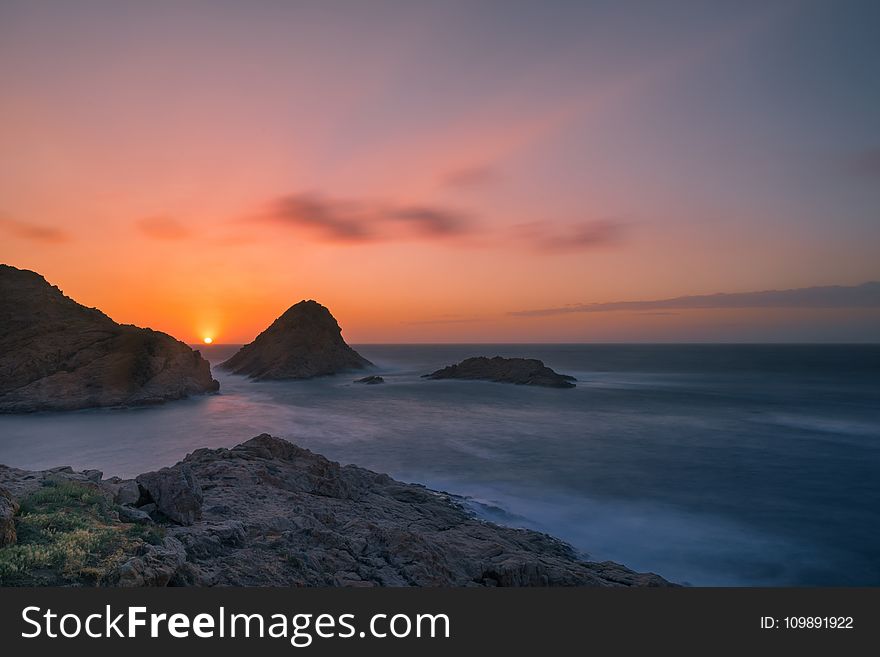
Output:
[
  {"xmin": 19, "ymin": 481, "xmax": 113, "ymax": 517},
  {"xmin": 0, "ymin": 481, "xmax": 165, "ymax": 586},
  {"xmin": 125, "ymin": 522, "xmax": 166, "ymax": 546}
]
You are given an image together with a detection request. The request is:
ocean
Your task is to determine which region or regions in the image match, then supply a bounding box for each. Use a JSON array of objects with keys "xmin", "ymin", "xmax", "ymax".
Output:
[{"xmin": 1, "ymin": 344, "xmax": 878, "ymax": 586}]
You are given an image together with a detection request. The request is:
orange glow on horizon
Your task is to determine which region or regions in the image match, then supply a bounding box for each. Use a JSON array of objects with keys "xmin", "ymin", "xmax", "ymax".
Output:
[{"xmin": 1, "ymin": 3, "xmax": 878, "ymax": 344}]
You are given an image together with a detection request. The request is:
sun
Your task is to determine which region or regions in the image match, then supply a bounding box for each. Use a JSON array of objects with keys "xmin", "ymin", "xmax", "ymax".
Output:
[{"xmin": 203, "ymin": 337, "xmax": 213, "ymax": 344}]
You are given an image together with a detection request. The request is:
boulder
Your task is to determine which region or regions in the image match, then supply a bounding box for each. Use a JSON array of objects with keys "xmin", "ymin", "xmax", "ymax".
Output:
[
  {"xmin": 117, "ymin": 505, "xmax": 154, "ymax": 524},
  {"xmin": 112, "ymin": 537, "xmax": 187, "ymax": 587},
  {"xmin": 82, "ymin": 469, "xmax": 103, "ymax": 482},
  {"xmin": 104, "ymin": 478, "xmax": 142, "ymax": 506},
  {"xmin": 136, "ymin": 465, "xmax": 203, "ymax": 526}
]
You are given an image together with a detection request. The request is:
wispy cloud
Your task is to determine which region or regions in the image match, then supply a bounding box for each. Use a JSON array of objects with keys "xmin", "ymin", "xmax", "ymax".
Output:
[
  {"xmin": 0, "ymin": 217, "xmax": 70, "ymax": 243},
  {"xmin": 389, "ymin": 206, "xmax": 466, "ymax": 236},
  {"xmin": 136, "ymin": 216, "xmax": 191, "ymax": 240},
  {"xmin": 513, "ymin": 219, "xmax": 629, "ymax": 252},
  {"xmin": 402, "ymin": 315, "xmax": 483, "ymax": 325},
  {"xmin": 265, "ymin": 192, "xmax": 472, "ymax": 243},
  {"xmin": 511, "ymin": 282, "xmax": 880, "ymax": 317},
  {"xmin": 440, "ymin": 165, "xmax": 497, "ymax": 189},
  {"xmin": 256, "ymin": 192, "xmax": 635, "ymax": 252}
]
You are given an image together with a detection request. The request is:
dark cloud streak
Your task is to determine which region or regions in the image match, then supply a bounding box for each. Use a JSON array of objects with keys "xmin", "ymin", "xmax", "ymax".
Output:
[
  {"xmin": 511, "ymin": 282, "xmax": 880, "ymax": 317},
  {"xmin": 267, "ymin": 193, "xmax": 470, "ymax": 243},
  {"xmin": 514, "ymin": 219, "xmax": 628, "ymax": 252},
  {"xmin": 389, "ymin": 206, "xmax": 467, "ymax": 236},
  {"xmin": 273, "ymin": 195, "xmax": 372, "ymax": 240},
  {"xmin": 259, "ymin": 192, "xmax": 634, "ymax": 252},
  {"xmin": 0, "ymin": 217, "xmax": 70, "ymax": 243}
]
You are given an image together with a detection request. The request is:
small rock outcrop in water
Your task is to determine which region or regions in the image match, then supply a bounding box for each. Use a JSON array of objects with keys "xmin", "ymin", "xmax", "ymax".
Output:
[
  {"xmin": 424, "ymin": 356, "xmax": 577, "ymax": 388},
  {"xmin": 0, "ymin": 265, "xmax": 219, "ymax": 413},
  {"xmin": 354, "ymin": 375, "xmax": 384, "ymax": 384},
  {"xmin": 0, "ymin": 436, "xmax": 670, "ymax": 587},
  {"xmin": 220, "ymin": 300, "xmax": 372, "ymax": 380}
]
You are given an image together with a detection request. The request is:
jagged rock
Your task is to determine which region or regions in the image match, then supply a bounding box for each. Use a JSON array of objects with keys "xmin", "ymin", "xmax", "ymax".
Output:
[
  {"xmin": 173, "ymin": 521, "xmax": 247, "ymax": 560},
  {"xmin": 354, "ymin": 375, "xmax": 384, "ymax": 384},
  {"xmin": 82, "ymin": 469, "xmax": 103, "ymax": 482},
  {"xmin": 0, "ymin": 486, "xmax": 18, "ymax": 547},
  {"xmin": 157, "ymin": 434, "xmax": 669, "ymax": 586},
  {"xmin": 0, "ymin": 264, "xmax": 220, "ymax": 413},
  {"xmin": 424, "ymin": 356, "xmax": 577, "ymax": 388},
  {"xmin": 136, "ymin": 465, "xmax": 203, "ymax": 526},
  {"xmin": 0, "ymin": 463, "xmax": 110, "ymax": 499},
  {"xmin": 112, "ymin": 537, "xmax": 187, "ymax": 587},
  {"xmin": 138, "ymin": 503, "xmax": 159, "ymax": 517},
  {"xmin": 117, "ymin": 505, "xmax": 154, "ymax": 524},
  {"xmin": 0, "ymin": 436, "xmax": 672, "ymax": 587},
  {"xmin": 220, "ymin": 300, "xmax": 372, "ymax": 380},
  {"xmin": 104, "ymin": 478, "xmax": 142, "ymax": 506}
]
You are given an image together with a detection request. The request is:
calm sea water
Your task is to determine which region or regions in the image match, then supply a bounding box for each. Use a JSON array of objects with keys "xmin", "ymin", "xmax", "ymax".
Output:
[{"xmin": 1, "ymin": 344, "xmax": 878, "ymax": 586}]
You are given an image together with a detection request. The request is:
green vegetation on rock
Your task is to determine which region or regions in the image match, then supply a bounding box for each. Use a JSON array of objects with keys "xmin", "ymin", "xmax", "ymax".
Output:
[{"xmin": 0, "ymin": 481, "xmax": 164, "ymax": 586}]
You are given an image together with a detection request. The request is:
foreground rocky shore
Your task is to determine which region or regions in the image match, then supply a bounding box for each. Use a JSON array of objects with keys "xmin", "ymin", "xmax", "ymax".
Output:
[{"xmin": 0, "ymin": 435, "xmax": 670, "ymax": 587}]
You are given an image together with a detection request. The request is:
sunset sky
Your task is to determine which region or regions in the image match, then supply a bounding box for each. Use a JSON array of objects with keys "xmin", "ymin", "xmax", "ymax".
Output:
[{"xmin": 1, "ymin": 0, "xmax": 878, "ymax": 343}]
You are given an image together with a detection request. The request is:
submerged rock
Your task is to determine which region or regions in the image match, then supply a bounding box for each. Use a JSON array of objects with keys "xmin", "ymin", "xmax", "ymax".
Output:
[
  {"xmin": 0, "ymin": 264, "xmax": 219, "ymax": 413},
  {"xmin": 220, "ymin": 300, "xmax": 372, "ymax": 380},
  {"xmin": 354, "ymin": 375, "xmax": 385, "ymax": 384},
  {"xmin": 423, "ymin": 356, "xmax": 577, "ymax": 388}
]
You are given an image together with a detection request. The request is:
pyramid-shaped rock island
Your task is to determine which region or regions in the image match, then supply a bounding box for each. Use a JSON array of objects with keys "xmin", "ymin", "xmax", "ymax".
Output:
[{"xmin": 220, "ymin": 300, "xmax": 372, "ymax": 380}]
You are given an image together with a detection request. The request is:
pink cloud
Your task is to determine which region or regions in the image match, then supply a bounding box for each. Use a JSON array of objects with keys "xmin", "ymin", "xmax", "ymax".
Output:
[{"xmin": 0, "ymin": 217, "xmax": 70, "ymax": 243}]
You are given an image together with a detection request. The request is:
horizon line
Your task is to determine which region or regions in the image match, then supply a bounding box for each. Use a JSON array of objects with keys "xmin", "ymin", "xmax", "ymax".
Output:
[{"xmin": 193, "ymin": 341, "xmax": 880, "ymax": 346}]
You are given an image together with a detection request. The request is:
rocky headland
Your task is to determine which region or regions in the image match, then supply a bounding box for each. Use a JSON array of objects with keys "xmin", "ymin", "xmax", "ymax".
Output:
[
  {"xmin": 424, "ymin": 356, "xmax": 577, "ymax": 388},
  {"xmin": 220, "ymin": 300, "xmax": 372, "ymax": 380},
  {"xmin": 0, "ymin": 265, "xmax": 219, "ymax": 413},
  {"xmin": 0, "ymin": 435, "xmax": 669, "ymax": 587}
]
